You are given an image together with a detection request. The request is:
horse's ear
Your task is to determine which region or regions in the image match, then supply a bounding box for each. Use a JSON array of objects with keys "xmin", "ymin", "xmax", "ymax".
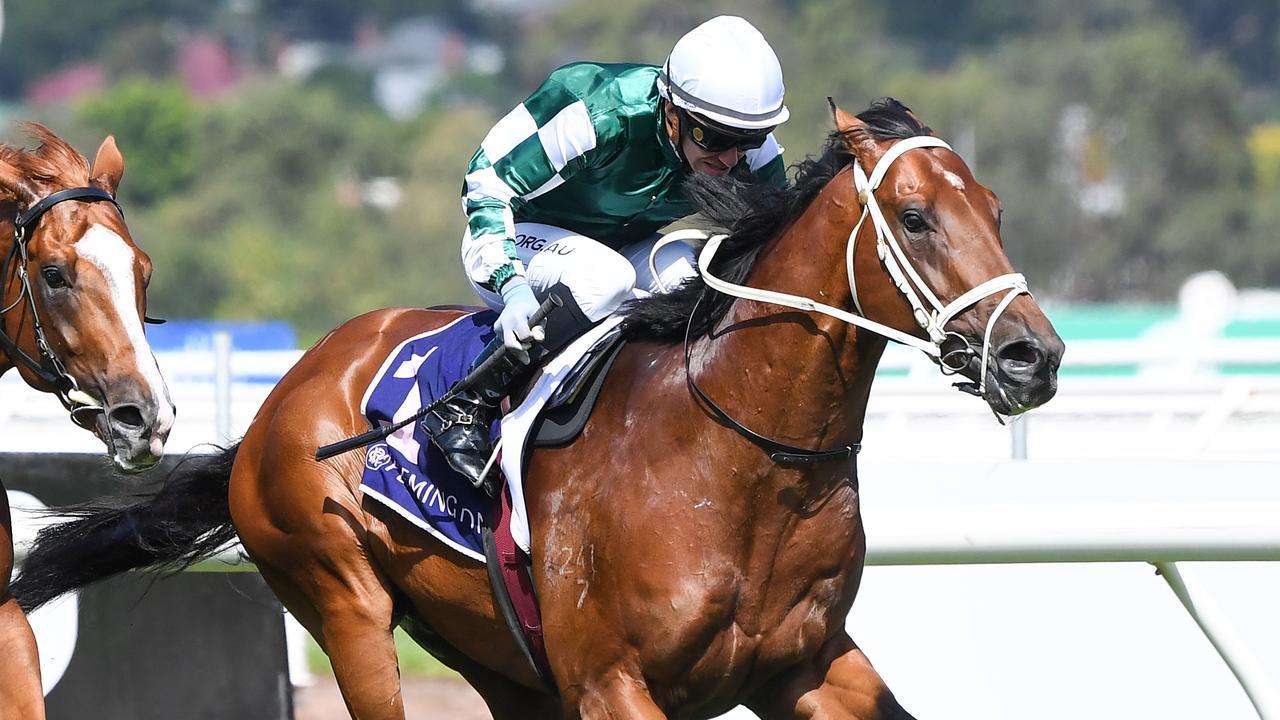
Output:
[
  {"xmin": 831, "ymin": 102, "xmax": 862, "ymax": 134},
  {"xmin": 90, "ymin": 136, "xmax": 124, "ymax": 196},
  {"xmin": 829, "ymin": 100, "xmax": 880, "ymax": 168}
]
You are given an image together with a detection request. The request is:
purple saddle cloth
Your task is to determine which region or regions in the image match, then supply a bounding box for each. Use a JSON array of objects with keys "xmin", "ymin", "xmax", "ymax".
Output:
[{"xmin": 358, "ymin": 311, "xmax": 498, "ymax": 562}]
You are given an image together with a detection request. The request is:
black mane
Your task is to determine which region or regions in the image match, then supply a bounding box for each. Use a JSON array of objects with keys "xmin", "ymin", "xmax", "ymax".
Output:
[{"xmin": 621, "ymin": 97, "xmax": 932, "ymax": 342}]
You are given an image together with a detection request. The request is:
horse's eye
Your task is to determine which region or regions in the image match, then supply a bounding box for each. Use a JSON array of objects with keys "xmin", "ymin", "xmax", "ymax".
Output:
[
  {"xmin": 901, "ymin": 209, "xmax": 928, "ymax": 233},
  {"xmin": 41, "ymin": 266, "xmax": 68, "ymax": 289}
]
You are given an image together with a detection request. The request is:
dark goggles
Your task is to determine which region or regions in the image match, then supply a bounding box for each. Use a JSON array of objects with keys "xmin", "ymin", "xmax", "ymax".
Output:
[{"xmin": 680, "ymin": 110, "xmax": 772, "ymax": 153}]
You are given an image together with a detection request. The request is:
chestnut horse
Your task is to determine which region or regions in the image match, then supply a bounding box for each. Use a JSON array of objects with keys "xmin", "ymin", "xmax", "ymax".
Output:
[
  {"xmin": 16, "ymin": 100, "xmax": 1061, "ymax": 719},
  {"xmin": 0, "ymin": 125, "xmax": 175, "ymax": 718}
]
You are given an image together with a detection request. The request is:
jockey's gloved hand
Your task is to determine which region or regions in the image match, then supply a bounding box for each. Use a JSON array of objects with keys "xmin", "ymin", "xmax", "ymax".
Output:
[{"xmin": 494, "ymin": 278, "xmax": 544, "ymax": 362}]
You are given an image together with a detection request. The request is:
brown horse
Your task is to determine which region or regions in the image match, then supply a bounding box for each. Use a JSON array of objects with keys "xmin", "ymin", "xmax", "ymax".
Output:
[
  {"xmin": 15, "ymin": 99, "xmax": 1061, "ymax": 719},
  {"xmin": 0, "ymin": 125, "xmax": 174, "ymax": 719}
]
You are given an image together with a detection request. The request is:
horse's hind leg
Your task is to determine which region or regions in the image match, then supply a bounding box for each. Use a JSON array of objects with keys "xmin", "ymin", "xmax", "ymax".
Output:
[
  {"xmin": 262, "ymin": 561, "xmax": 404, "ymax": 719},
  {"xmin": 0, "ymin": 595, "xmax": 44, "ymax": 720},
  {"xmin": 746, "ymin": 634, "xmax": 916, "ymax": 720},
  {"xmin": 230, "ymin": 449, "xmax": 406, "ymax": 718}
]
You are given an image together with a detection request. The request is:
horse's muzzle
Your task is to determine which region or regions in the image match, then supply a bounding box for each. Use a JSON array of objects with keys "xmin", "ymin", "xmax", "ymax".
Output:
[
  {"xmin": 99, "ymin": 397, "xmax": 175, "ymax": 473},
  {"xmin": 985, "ymin": 331, "xmax": 1064, "ymax": 415}
]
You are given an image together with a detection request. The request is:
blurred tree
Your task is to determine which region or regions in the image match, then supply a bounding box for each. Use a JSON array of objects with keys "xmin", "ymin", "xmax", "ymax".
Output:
[
  {"xmin": 386, "ymin": 106, "xmax": 499, "ymax": 309},
  {"xmin": 870, "ymin": 0, "xmax": 1157, "ymax": 67},
  {"xmin": 303, "ymin": 62, "xmax": 375, "ymax": 107},
  {"xmin": 900, "ymin": 22, "xmax": 1261, "ymax": 299},
  {"xmin": 1250, "ymin": 124, "xmax": 1280, "ymax": 191},
  {"xmin": 211, "ymin": 106, "xmax": 491, "ymax": 340},
  {"xmin": 195, "ymin": 80, "xmax": 389, "ymax": 216},
  {"xmin": 777, "ymin": 0, "xmax": 896, "ymax": 153},
  {"xmin": 75, "ymin": 80, "xmax": 198, "ymax": 207},
  {"xmin": 9, "ymin": 0, "xmax": 1277, "ymax": 325},
  {"xmin": 1243, "ymin": 123, "xmax": 1280, "ymax": 287},
  {"xmin": 255, "ymin": 0, "xmax": 481, "ymax": 41},
  {"xmin": 0, "ymin": 0, "xmax": 211, "ymax": 98},
  {"xmin": 127, "ymin": 77, "xmax": 459, "ymax": 340},
  {"xmin": 99, "ymin": 22, "xmax": 177, "ymax": 81},
  {"xmin": 130, "ymin": 193, "xmax": 236, "ymax": 321},
  {"xmin": 1169, "ymin": 0, "xmax": 1279, "ymax": 87}
]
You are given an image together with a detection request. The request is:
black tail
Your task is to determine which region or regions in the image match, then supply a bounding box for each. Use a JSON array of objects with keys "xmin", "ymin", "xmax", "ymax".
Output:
[{"xmin": 12, "ymin": 443, "xmax": 241, "ymax": 612}]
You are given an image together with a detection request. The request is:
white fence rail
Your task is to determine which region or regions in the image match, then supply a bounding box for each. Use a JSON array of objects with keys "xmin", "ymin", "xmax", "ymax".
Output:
[{"xmin": 1, "ymin": 336, "xmax": 1279, "ymax": 459}]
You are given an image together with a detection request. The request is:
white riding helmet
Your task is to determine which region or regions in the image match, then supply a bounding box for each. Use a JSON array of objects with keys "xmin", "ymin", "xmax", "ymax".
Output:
[{"xmin": 657, "ymin": 16, "xmax": 790, "ymax": 131}]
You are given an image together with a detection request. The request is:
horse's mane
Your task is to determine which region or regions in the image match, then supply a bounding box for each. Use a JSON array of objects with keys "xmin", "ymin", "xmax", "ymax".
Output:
[
  {"xmin": 621, "ymin": 97, "xmax": 933, "ymax": 342},
  {"xmin": 0, "ymin": 122, "xmax": 91, "ymax": 189}
]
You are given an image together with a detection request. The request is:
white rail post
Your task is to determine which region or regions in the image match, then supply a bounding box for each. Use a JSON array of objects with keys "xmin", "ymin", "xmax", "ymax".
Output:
[
  {"xmin": 1010, "ymin": 414, "xmax": 1028, "ymax": 460},
  {"xmin": 1154, "ymin": 562, "xmax": 1280, "ymax": 720},
  {"xmin": 213, "ymin": 331, "xmax": 233, "ymax": 444}
]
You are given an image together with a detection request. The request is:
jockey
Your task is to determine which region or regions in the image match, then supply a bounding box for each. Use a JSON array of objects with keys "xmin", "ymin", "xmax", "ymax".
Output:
[{"xmin": 425, "ymin": 15, "xmax": 790, "ymax": 490}]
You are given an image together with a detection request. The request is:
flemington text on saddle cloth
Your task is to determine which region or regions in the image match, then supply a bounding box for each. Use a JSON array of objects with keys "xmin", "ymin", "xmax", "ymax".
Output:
[
  {"xmin": 359, "ymin": 312, "xmax": 495, "ymax": 561},
  {"xmin": 358, "ymin": 309, "xmax": 624, "ymax": 561}
]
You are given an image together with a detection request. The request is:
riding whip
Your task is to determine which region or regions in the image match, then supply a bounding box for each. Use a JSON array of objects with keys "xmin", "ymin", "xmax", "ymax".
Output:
[{"xmin": 314, "ymin": 294, "xmax": 561, "ymax": 461}]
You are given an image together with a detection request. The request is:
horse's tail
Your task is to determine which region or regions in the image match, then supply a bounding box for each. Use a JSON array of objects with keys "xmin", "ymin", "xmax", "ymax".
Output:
[{"xmin": 12, "ymin": 444, "xmax": 240, "ymax": 613}]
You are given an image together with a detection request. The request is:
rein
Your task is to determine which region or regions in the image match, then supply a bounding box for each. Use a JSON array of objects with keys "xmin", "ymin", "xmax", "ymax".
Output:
[
  {"xmin": 1, "ymin": 186, "xmax": 123, "ymax": 425},
  {"xmin": 682, "ymin": 292, "xmax": 858, "ymax": 465},
  {"xmin": 674, "ymin": 135, "xmax": 1034, "ymax": 462}
]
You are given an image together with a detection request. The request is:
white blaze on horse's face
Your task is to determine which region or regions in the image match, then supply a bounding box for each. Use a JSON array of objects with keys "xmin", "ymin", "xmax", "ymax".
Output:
[{"xmin": 75, "ymin": 223, "xmax": 175, "ymax": 466}]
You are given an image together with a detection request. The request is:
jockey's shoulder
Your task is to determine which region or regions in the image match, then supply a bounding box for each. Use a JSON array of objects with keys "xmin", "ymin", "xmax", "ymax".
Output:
[{"xmin": 542, "ymin": 62, "xmax": 662, "ymax": 115}]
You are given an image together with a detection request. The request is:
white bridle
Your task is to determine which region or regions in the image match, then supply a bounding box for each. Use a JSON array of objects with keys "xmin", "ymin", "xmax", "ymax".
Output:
[{"xmin": 660, "ymin": 135, "xmax": 1031, "ymax": 397}]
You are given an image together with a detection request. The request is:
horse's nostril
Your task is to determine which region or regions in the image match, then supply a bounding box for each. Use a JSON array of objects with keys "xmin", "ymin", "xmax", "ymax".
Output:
[
  {"xmin": 996, "ymin": 338, "xmax": 1044, "ymax": 378},
  {"xmin": 108, "ymin": 404, "xmax": 146, "ymax": 431}
]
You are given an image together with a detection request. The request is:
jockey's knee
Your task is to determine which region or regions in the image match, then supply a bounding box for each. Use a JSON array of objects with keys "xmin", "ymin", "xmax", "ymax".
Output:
[{"xmin": 564, "ymin": 258, "xmax": 636, "ymax": 322}]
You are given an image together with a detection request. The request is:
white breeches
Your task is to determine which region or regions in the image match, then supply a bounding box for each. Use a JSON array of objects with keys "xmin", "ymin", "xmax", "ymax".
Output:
[{"xmin": 465, "ymin": 223, "xmax": 698, "ymax": 322}]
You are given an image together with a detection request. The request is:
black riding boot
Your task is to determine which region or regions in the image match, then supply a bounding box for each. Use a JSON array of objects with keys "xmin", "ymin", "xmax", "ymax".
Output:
[
  {"xmin": 421, "ymin": 340, "xmax": 528, "ymax": 495},
  {"xmin": 423, "ymin": 283, "xmax": 594, "ymax": 496}
]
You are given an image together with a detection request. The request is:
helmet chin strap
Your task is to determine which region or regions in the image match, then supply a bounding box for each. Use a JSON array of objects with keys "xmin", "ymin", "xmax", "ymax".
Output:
[{"xmin": 659, "ymin": 99, "xmax": 690, "ymax": 168}]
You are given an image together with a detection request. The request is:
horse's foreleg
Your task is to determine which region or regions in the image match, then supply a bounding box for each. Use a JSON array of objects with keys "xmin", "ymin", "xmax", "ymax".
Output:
[
  {"xmin": 747, "ymin": 634, "xmax": 915, "ymax": 720},
  {"xmin": 566, "ymin": 665, "xmax": 669, "ymax": 720}
]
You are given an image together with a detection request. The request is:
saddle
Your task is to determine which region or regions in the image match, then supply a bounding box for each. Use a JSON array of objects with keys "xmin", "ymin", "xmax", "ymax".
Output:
[{"xmin": 530, "ymin": 325, "xmax": 626, "ymax": 447}]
